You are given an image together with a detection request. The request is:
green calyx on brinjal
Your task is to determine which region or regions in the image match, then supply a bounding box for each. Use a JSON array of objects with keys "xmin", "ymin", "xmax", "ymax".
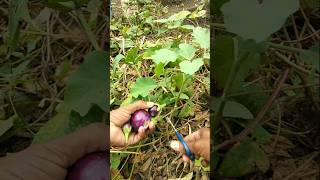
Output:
[{"xmin": 67, "ymin": 152, "xmax": 108, "ymax": 180}]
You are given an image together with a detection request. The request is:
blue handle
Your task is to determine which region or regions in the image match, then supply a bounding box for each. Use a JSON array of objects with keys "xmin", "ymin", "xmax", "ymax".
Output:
[{"xmin": 175, "ymin": 131, "xmax": 195, "ymax": 161}]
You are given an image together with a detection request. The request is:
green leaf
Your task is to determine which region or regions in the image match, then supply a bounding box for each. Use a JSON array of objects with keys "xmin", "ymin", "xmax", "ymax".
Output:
[
  {"xmin": 179, "ymin": 101, "xmax": 195, "ymax": 118},
  {"xmin": 178, "ymin": 43, "xmax": 196, "ymax": 60},
  {"xmin": 64, "ymin": 51, "xmax": 108, "ymax": 116},
  {"xmin": 212, "ymin": 0, "xmax": 230, "ymax": 14},
  {"xmin": 32, "ymin": 103, "xmax": 71, "ymax": 144},
  {"xmin": 212, "ymin": 98, "xmax": 253, "ymax": 119},
  {"xmin": 219, "ymin": 138, "xmax": 269, "ymax": 177},
  {"xmin": 221, "ymin": 0, "xmax": 299, "ymax": 42},
  {"xmin": 192, "ymin": 27, "xmax": 210, "ymax": 49},
  {"xmin": 67, "ymin": 105, "xmax": 105, "ymax": 132},
  {"xmin": 155, "ymin": 62, "xmax": 164, "ymax": 77},
  {"xmin": 125, "ymin": 47, "xmax": 139, "ymax": 64},
  {"xmin": 155, "ymin": 10, "xmax": 191, "ymax": 23},
  {"xmin": 179, "ymin": 58, "xmax": 203, "ymax": 75},
  {"xmin": 252, "ymin": 125, "xmax": 271, "ymax": 142},
  {"xmin": 151, "ymin": 49, "xmax": 178, "ymax": 65},
  {"xmin": 131, "ymin": 77, "xmax": 157, "ymax": 98},
  {"xmin": 6, "ymin": 0, "xmax": 29, "ymax": 53},
  {"xmin": 299, "ymin": 43, "xmax": 320, "ymax": 71},
  {"xmin": 111, "ymin": 153, "xmax": 122, "ymax": 169}
]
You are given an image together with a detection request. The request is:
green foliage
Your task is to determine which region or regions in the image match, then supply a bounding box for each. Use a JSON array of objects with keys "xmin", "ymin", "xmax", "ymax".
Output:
[
  {"xmin": 151, "ymin": 49, "xmax": 178, "ymax": 65},
  {"xmin": 178, "ymin": 43, "xmax": 196, "ymax": 60},
  {"xmin": 64, "ymin": 51, "xmax": 108, "ymax": 116},
  {"xmin": 192, "ymin": 27, "xmax": 210, "ymax": 49},
  {"xmin": 6, "ymin": 0, "xmax": 30, "ymax": 54},
  {"xmin": 46, "ymin": 0, "xmax": 90, "ymax": 11},
  {"xmin": 179, "ymin": 58, "xmax": 204, "ymax": 75},
  {"xmin": 221, "ymin": 0, "xmax": 300, "ymax": 42},
  {"xmin": 32, "ymin": 103, "xmax": 71, "ymax": 144},
  {"xmin": 219, "ymin": 138, "xmax": 269, "ymax": 177},
  {"xmin": 131, "ymin": 77, "xmax": 157, "ymax": 98},
  {"xmin": 212, "ymin": 98, "xmax": 254, "ymax": 120}
]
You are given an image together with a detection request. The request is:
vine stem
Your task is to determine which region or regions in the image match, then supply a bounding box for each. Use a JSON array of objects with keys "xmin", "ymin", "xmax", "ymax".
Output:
[
  {"xmin": 213, "ymin": 37, "xmax": 250, "ymax": 131},
  {"xmin": 214, "ymin": 68, "xmax": 291, "ymax": 151},
  {"xmin": 75, "ymin": 10, "xmax": 101, "ymax": 51}
]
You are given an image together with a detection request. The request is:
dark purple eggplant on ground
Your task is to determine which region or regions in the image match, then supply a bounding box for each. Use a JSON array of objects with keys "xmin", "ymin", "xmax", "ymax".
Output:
[{"xmin": 67, "ymin": 152, "xmax": 108, "ymax": 180}]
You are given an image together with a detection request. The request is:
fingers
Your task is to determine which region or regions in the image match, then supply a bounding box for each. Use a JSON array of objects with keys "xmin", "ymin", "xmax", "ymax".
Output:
[
  {"xmin": 169, "ymin": 128, "xmax": 210, "ymax": 161},
  {"xmin": 111, "ymin": 100, "xmax": 155, "ymax": 127},
  {"xmin": 38, "ymin": 123, "xmax": 108, "ymax": 168},
  {"xmin": 124, "ymin": 100, "xmax": 154, "ymax": 114},
  {"xmin": 128, "ymin": 121, "xmax": 155, "ymax": 145}
]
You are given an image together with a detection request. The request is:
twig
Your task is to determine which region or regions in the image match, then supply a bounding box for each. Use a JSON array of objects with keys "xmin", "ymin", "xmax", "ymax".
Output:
[
  {"xmin": 275, "ymin": 51, "xmax": 319, "ymax": 77},
  {"xmin": 283, "ymin": 151, "xmax": 320, "ymax": 180},
  {"xmin": 214, "ymin": 68, "xmax": 291, "ymax": 151}
]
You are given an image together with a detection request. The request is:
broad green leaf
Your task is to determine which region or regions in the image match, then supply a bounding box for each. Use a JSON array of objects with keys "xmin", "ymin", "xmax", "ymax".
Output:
[
  {"xmin": 212, "ymin": 98, "xmax": 253, "ymax": 119},
  {"xmin": 111, "ymin": 153, "xmax": 122, "ymax": 169},
  {"xmin": 192, "ymin": 27, "xmax": 209, "ymax": 49},
  {"xmin": 178, "ymin": 43, "xmax": 196, "ymax": 60},
  {"xmin": 32, "ymin": 103, "xmax": 71, "ymax": 144},
  {"xmin": 64, "ymin": 51, "xmax": 108, "ymax": 116},
  {"xmin": 179, "ymin": 58, "xmax": 203, "ymax": 75},
  {"xmin": 223, "ymin": 101, "xmax": 253, "ymax": 119},
  {"xmin": 221, "ymin": 0, "xmax": 299, "ymax": 42},
  {"xmin": 151, "ymin": 49, "xmax": 178, "ymax": 65},
  {"xmin": 233, "ymin": 84, "xmax": 269, "ymax": 114},
  {"xmin": 125, "ymin": 47, "xmax": 139, "ymax": 64},
  {"xmin": 299, "ymin": 43, "xmax": 319, "ymax": 71},
  {"xmin": 219, "ymin": 138, "xmax": 269, "ymax": 177},
  {"xmin": 131, "ymin": 77, "xmax": 157, "ymax": 98},
  {"xmin": 252, "ymin": 125, "xmax": 272, "ymax": 142}
]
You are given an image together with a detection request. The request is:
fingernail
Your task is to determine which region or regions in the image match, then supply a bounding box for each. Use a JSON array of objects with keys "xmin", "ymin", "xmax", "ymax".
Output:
[
  {"xmin": 147, "ymin": 102, "xmax": 155, "ymax": 108},
  {"xmin": 170, "ymin": 141, "xmax": 179, "ymax": 151}
]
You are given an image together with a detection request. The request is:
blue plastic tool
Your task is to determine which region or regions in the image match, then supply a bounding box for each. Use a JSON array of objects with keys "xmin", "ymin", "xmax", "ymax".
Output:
[{"xmin": 167, "ymin": 118, "xmax": 195, "ymax": 161}]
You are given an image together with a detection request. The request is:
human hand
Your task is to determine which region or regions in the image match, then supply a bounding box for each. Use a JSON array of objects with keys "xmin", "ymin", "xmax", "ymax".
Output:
[
  {"xmin": 0, "ymin": 123, "xmax": 108, "ymax": 180},
  {"xmin": 169, "ymin": 128, "xmax": 210, "ymax": 162},
  {"xmin": 110, "ymin": 100, "xmax": 156, "ymax": 147}
]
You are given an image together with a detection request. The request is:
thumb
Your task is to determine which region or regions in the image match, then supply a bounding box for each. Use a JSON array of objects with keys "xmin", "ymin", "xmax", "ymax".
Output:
[
  {"xmin": 34, "ymin": 123, "xmax": 108, "ymax": 168},
  {"xmin": 169, "ymin": 140, "xmax": 201, "ymax": 155}
]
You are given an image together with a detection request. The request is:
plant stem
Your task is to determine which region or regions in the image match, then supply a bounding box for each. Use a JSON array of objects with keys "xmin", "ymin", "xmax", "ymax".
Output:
[
  {"xmin": 213, "ymin": 37, "xmax": 250, "ymax": 131},
  {"xmin": 75, "ymin": 10, "xmax": 101, "ymax": 51},
  {"xmin": 214, "ymin": 68, "xmax": 290, "ymax": 151}
]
